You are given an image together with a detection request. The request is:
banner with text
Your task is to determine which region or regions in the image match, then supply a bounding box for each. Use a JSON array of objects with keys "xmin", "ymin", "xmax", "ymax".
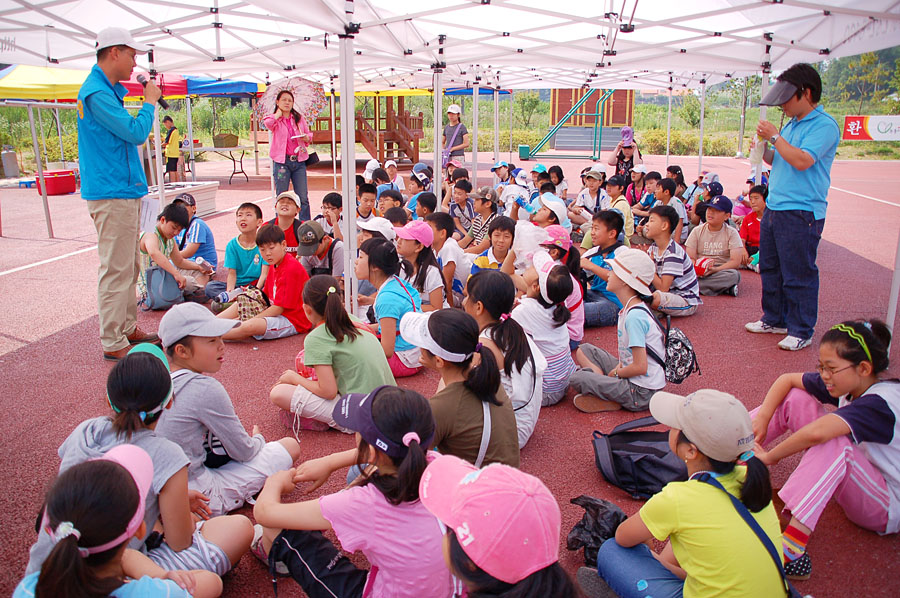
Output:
[{"xmin": 842, "ymin": 115, "xmax": 900, "ymax": 141}]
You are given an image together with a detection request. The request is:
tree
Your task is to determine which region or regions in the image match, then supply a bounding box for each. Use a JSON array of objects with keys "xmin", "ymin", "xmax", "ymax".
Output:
[
  {"xmin": 515, "ymin": 91, "xmax": 541, "ymax": 128},
  {"xmin": 678, "ymin": 93, "xmax": 702, "ymax": 128},
  {"xmin": 724, "ymin": 75, "xmax": 761, "ymax": 109},
  {"xmin": 841, "ymin": 52, "xmax": 891, "ymax": 113}
]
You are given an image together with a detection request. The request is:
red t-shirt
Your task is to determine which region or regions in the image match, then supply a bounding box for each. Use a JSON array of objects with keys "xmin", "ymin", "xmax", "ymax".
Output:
[
  {"xmin": 739, "ymin": 211, "xmax": 761, "ymax": 247},
  {"xmin": 263, "ymin": 253, "xmax": 311, "ymax": 332},
  {"xmin": 282, "ymin": 222, "xmax": 299, "ymax": 255}
]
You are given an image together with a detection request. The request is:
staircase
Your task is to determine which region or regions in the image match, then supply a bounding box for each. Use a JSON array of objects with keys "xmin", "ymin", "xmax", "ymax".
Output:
[
  {"xmin": 301, "ymin": 106, "xmax": 425, "ymax": 164},
  {"xmin": 552, "ymin": 126, "xmax": 621, "ymax": 152}
]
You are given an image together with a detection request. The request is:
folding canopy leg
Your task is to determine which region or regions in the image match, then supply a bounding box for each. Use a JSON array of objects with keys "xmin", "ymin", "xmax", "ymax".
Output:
[
  {"xmin": 697, "ymin": 78, "xmax": 706, "ymax": 177},
  {"xmin": 27, "ymin": 105, "xmax": 53, "ymax": 238},
  {"xmin": 432, "ymin": 69, "xmax": 443, "ymax": 208},
  {"xmin": 339, "ymin": 31, "xmax": 358, "ymax": 314}
]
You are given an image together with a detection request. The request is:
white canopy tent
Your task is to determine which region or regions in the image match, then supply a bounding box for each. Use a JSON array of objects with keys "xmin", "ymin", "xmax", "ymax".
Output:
[{"xmin": 2, "ymin": 0, "xmax": 899, "ymax": 320}]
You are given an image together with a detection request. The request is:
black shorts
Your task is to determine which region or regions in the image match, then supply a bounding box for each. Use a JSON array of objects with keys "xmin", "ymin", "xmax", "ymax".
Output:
[{"xmin": 165, "ymin": 157, "xmax": 179, "ymax": 172}]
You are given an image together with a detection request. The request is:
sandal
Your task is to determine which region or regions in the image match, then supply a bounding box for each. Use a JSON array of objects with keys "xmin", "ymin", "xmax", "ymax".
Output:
[
  {"xmin": 250, "ymin": 524, "xmax": 289, "ymax": 576},
  {"xmin": 573, "ymin": 394, "xmax": 623, "ymax": 413}
]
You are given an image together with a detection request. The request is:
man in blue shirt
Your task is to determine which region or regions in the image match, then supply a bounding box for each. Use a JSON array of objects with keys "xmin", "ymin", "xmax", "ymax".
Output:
[
  {"xmin": 78, "ymin": 27, "xmax": 162, "ymax": 360},
  {"xmin": 745, "ymin": 63, "xmax": 839, "ymax": 351}
]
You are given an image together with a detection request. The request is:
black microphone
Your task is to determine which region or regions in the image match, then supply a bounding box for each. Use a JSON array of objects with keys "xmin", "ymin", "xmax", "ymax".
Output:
[{"xmin": 136, "ymin": 74, "xmax": 170, "ymax": 109}]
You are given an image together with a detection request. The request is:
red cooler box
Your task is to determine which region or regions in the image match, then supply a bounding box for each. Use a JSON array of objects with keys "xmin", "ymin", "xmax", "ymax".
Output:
[{"xmin": 35, "ymin": 170, "xmax": 76, "ymax": 195}]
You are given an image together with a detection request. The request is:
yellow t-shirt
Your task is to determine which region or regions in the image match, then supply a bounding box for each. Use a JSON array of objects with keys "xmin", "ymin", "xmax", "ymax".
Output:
[
  {"xmin": 581, "ymin": 194, "xmax": 634, "ymax": 249},
  {"xmin": 164, "ymin": 127, "xmax": 182, "ymax": 159},
  {"xmin": 639, "ymin": 468, "xmax": 787, "ymax": 598}
]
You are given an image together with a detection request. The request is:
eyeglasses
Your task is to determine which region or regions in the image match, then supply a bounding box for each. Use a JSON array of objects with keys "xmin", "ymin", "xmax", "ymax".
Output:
[{"xmin": 815, "ymin": 363, "xmax": 855, "ymax": 377}]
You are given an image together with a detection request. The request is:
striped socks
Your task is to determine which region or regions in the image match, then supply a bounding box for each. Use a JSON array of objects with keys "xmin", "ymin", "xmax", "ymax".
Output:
[{"xmin": 783, "ymin": 525, "xmax": 809, "ymax": 563}]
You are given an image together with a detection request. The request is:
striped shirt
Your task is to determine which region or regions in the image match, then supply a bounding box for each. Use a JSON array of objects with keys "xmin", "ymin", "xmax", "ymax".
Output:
[{"xmin": 649, "ymin": 238, "xmax": 701, "ymax": 306}]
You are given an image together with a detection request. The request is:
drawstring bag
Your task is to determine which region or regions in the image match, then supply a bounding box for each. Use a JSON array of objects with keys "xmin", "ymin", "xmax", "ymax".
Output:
[
  {"xmin": 235, "ymin": 286, "xmax": 270, "ymax": 321},
  {"xmin": 141, "ymin": 266, "xmax": 184, "ymax": 311}
]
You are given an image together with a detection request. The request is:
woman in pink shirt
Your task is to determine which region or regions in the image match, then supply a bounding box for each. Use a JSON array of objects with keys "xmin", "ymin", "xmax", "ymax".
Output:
[{"xmin": 264, "ymin": 90, "xmax": 312, "ymax": 220}]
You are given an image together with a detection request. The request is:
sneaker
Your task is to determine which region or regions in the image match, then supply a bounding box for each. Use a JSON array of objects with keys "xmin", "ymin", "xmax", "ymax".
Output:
[
  {"xmin": 784, "ymin": 551, "xmax": 811, "ymax": 580},
  {"xmin": 576, "ymin": 567, "xmax": 618, "ymax": 598},
  {"xmin": 250, "ymin": 524, "xmax": 289, "ymax": 576},
  {"xmin": 778, "ymin": 335, "xmax": 813, "ymax": 351},
  {"xmin": 209, "ymin": 300, "xmax": 232, "ymax": 315},
  {"xmin": 725, "ymin": 284, "xmax": 738, "ymax": 297},
  {"xmin": 745, "ymin": 320, "xmax": 788, "ymax": 335}
]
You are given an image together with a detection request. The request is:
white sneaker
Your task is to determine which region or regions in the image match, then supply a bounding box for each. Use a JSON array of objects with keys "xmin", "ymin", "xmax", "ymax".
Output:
[
  {"xmin": 745, "ymin": 320, "xmax": 788, "ymax": 334},
  {"xmin": 778, "ymin": 335, "xmax": 813, "ymax": 351}
]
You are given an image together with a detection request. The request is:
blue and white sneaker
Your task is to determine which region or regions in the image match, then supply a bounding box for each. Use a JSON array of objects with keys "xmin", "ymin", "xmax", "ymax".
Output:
[
  {"xmin": 745, "ymin": 320, "xmax": 788, "ymax": 335},
  {"xmin": 778, "ymin": 335, "xmax": 813, "ymax": 351}
]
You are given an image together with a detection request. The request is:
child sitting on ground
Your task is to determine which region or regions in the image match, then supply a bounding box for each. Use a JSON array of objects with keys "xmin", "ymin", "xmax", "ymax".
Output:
[
  {"xmin": 633, "ymin": 178, "xmax": 686, "ymax": 246},
  {"xmin": 685, "ymin": 195, "xmax": 742, "ymax": 297},
  {"xmin": 405, "ymin": 171, "xmax": 429, "ymax": 219},
  {"xmin": 581, "ymin": 210, "xmax": 627, "ymax": 328},
  {"xmin": 356, "ymin": 238, "xmax": 423, "ymax": 377},
  {"xmin": 629, "ymin": 170, "xmax": 661, "ymax": 222},
  {"xmin": 740, "ymin": 184, "xmax": 767, "ymax": 265},
  {"xmin": 688, "ymin": 181, "xmax": 722, "ymax": 228},
  {"xmin": 354, "ymin": 218, "xmax": 395, "ymax": 322},
  {"xmin": 313, "ymin": 191, "xmax": 343, "ymax": 240},
  {"xmin": 172, "ymin": 193, "xmax": 218, "ymax": 271},
  {"xmin": 356, "ymin": 183, "xmax": 379, "ymax": 222},
  {"xmin": 413, "ymin": 190, "xmax": 436, "ymax": 220},
  {"xmin": 511, "ymin": 250, "xmax": 577, "ymax": 406},
  {"xmin": 400, "ymin": 309, "xmax": 520, "ymax": 467},
  {"xmin": 751, "ymin": 321, "xmax": 898, "ymax": 580},
  {"xmin": 396, "ymin": 220, "xmax": 445, "ymax": 311},
  {"xmin": 218, "ymin": 224, "xmax": 311, "ymax": 340},
  {"xmin": 448, "ymin": 180, "xmax": 476, "ymax": 240},
  {"xmin": 581, "ymin": 174, "xmax": 633, "ymax": 250},
  {"xmin": 17, "ymin": 445, "xmax": 223, "ymax": 598},
  {"xmin": 549, "ymin": 165, "xmax": 568, "ymax": 201},
  {"xmin": 156, "ymin": 303, "xmax": 301, "ymax": 516},
  {"xmin": 426, "ymin": 212, "xmax": 469, "ymax": 307},
  {"xmin": 253, "ymin": 387, "xmax": 457, "ymax": 598},
  {"xmin": 207, "ymin": 203, "xmax": 266, "ymax": 310},
  {"xmin": 646, "ymin": 205, "xmax": 702, "ymax": 318},
  {"xmin": 570, "ymin": 248, "xmax": 666, "ymax": 413},
  {"xmin": 459, "ymin": 186, "xmax": 499, "ymax": 254},
  {"xmin": 465, "ymin": 270, "xmax": 546, "ymax": 448},
  {"xmin": 138, "ymin": 202, "xmax": 212, "ymax": 305},
  {"xmin": 298, "ymin": 220, "xmax": 344, "ymax": 279},
  {"xmin": 384, "ymin": 206, "xmax": 409, "ymax": 228},
  {"xmin": 421, "ymin": 455, "xmax": 580, "ymax": 598},
  {"xmin": 372, "ymin": 168, "xmax": 398, "ymax": 201},
  {"xmin": 385, "ymin": 159, "xmax": 405, "ymax": 194},
  {"xmin": 266, "ymin": 191, "xmax": 302, "ymax": 256},
  {"xmin": 26, "ymin": 346, "xmax": 252, "ymax": 583},
  {"xmin": 469, "ymin": 215, "xmax": 515, "ymax": 276},
  {"xmin": 270, "ymin": 275, "xmax": 395, "ymax": 433},
  {"xmin": 378, "ymin": 188, "xmax": 404, "ymax": 215},
  {"xmin": 587, "ymin": 390, "xmax": 785, "ymax": 598},
  {"xmin": 540, "ymin": 225, "xmax": 585, "ymax": 350}
]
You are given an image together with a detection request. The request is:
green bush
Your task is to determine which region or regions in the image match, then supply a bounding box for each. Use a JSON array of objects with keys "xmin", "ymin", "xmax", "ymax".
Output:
[
  {"xmin": 637, "ymin": 128, "xmax": 736, "ymax": 156},
  {"xmin": 419, "ymin": 128, "xmax": 544, "ymax": 153}
]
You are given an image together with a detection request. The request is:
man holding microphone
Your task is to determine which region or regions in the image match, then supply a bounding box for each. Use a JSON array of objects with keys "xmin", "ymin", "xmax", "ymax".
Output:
[
  {"xmin": 78, "ymin": 27, "xmax": 162, "ymax": 360},
  {"xmin": 744, "ymin": 63, "xmax": 839, "ymax": 351}
]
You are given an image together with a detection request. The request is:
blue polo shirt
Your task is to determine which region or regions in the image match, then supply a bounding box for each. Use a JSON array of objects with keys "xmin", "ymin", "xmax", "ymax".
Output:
[{"xmin": 767, "ymin": 105, "xmax": 839, "ymax": 220}]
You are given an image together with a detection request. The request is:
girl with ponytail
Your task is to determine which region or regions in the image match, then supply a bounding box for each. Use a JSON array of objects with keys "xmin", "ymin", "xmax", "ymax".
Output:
[
  {"xmin": 270, "ymin": 274, "xmax": 395, "ymax": 433},
  {"xmin": 589, "ymin": 390, "xmax": 787, "ymax": 598},
  {"xmin": 25, "ymin": 345, "xmax": 252, "ymax": 589},
  {"xmin": 400, "ymin": 308, "xmax": 520, "ymax": 467},
  {"xmin": 465, "ymin": 270, "xmax": 546, "ymax": 449},
  {"xmin": 511, "ymin": 250, "xmax": 578, "ymax": 406},
  {"xmin": 17, "ymin": 445, "xmax": 223, "ymax": 598},
  {"xmin": 752, "ymin": 319, "xmax": 898, "ymax": 580},
  {"xmin": 253, "ymin": 386, "xmax": 458, "ymax": 598},
  {"xmin": 540, "ymin": 224, "xmax": 585, "ymax": 350}
]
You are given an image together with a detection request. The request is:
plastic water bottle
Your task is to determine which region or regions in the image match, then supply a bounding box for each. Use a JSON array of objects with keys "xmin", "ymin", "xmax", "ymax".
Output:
[
  {"xmin": 215, "ymin": 287, "xmax": 244, "ymax": 303},
  {"xmin": 194, "ymin": 256, "xmax": 214, "ymax": 275}
]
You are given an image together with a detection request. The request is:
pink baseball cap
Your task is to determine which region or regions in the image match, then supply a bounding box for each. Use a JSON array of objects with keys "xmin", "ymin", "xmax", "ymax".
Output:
[
  {"xmin": 419, "ymin": 454, "xmax": 560, "ymax": 584},
  {"xmin": 540, "ymin": 224, "xmax": 572, "ymax": 251},
  {"xmin": 394, "ymin": 219, "xmax": 434, "ymax": 247}
]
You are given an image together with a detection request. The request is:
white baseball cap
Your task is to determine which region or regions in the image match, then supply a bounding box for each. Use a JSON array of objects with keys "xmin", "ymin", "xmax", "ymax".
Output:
[
  {"xmin": 363, "ymin": 159, "xmax": 380, "ymax": 180},
  {"xmin": 384, "ymin": 159, "xmax": 397, "ymax": 168},
  {"xmin": 96, "ymin": 27, "xmax": 150, "ymax": 53},
  {"xmin": 357, "ymin": 216, "xmax": 396, "ymax": 242},
  {"xmin": 447, "ymin": 104, "xmax": 462, "ymax": 114}
]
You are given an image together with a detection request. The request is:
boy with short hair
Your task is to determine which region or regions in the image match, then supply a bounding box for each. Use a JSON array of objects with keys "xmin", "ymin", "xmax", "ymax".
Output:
[
  {"xmin": 411, "ymin": 191, "xmax": 436, "ymax": 221},
  {"xmin": 378, "ymin": 188, "xmax": 404, "ymax": 215},
  {"xmin": 646, "ymin": 205, "xmax": 702, "ymax": 317},
  {"xmin": 689, "ymin": 180, "xmax": 722, "ymax": 227},
  {"xmin": 634, "ymin": 178, "xmax": 686, "ymax": 245},
  {"xmin": 205, "ymin": 202, "xmax": 267, "ymax": 306},
  {"xmin": 469, "ymin": 215, "xmax": 515, "ymax": 276},
  {"xmin": 740, "ymin": 184, "xmax": 767, "ymax": 260},
  {"xmin": 459, "ymin": 186, "xmax": 499, "ymax": 254},
  {"xmin": 356, "ymin": 183, "xmax": 378, "ymax": 222},
  {"xmin": 372, "ymin": 168, "xmax": 397, "ymax": 201},
  {"xmin": 298, "ymin": 220, "xmax": 343, "ymax": 278},
  {"xmin": 582, "ymin": 174, "xmax": 633, "ymax": 250},
  {"xmin": 448, "ymin": 179, "xmax": 475, "ymax": 239},
  {"xmin": 266, "ymin": 191, "xmax": 302, "ymax": 256},
  {"xmin": 630, "ymin": 170, "xmax": 662, "ymax": 221},
  {"xmin": 581, "ymin": 210, "xmax": 627, "ymax": 327},
  {"xmin": 314, "ymin": 192, "xmax": 344, "ymax": 240},
  {"xmin": 426, "ymin": 211, "xmax": 470, "ymax": 306},
  {"xmin": 569, "ymin": 169, "xmax": 610, "ymax": 226},
  {"xmin": 156, "ymin": 302, "xmax": 301, "ymax": 517},
  {"xmin": 685, "ymin": 195, "xmax": 743, "ymax": 296},
  {"xmin": 384, "ymin": 206, "xmax": 409, "ymax": 227},
  {"xmin": 172, "ymin": 193, "xmax": 218, "ymax": 269},
  {"xmin": 138, "ymin": 202, "xmax": 212, "ymax": 303},
  {"xmin": 406, "ymin": 171, "xmax": 429, "ymax": 219},
  {"xmin": 218, "ymin": 224, "xmax": 311, "ymax": 340}
]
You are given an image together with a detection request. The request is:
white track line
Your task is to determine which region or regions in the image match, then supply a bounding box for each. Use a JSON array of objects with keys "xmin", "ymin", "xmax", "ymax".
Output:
[{"xmin": 829, "ymin": 186, "xmax": 900, "ymax": 208}]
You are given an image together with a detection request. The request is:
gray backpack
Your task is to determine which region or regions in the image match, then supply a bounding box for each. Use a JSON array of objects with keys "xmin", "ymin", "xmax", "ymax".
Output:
[{"xmin": 141, "ymin": 266, "xmax": 184, "ymax": 311}]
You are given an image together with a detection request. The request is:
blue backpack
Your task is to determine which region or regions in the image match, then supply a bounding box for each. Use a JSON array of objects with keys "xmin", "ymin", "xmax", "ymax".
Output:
[{"xmin": 141, "ymin": 266, "xmax": 184, "ymax": 311}]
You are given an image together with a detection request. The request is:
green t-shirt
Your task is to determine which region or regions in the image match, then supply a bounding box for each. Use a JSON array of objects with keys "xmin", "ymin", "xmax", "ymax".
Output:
[{"xmin": 302, "ymin": 318, "xmax": 396, "ymax": 395}]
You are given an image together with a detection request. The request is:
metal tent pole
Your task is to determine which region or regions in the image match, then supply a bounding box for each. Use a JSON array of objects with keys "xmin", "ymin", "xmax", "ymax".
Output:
[
  {"xmin": 697, "ymin": 79, "xmax": 706, "ymax": 178},
  {"xmin": 54, "ymin": 104, "xmax": 64, "ymax": 162},
  {"xmin": 888, "ymin": 237, "xmax": 900, "ymax": 337},
  {"xmin": 152, "ymin": 104, "xmax": 165, "ymax": 215},
  {"xmin": 493, "ymin": 89, "xmax": 499, "ymax": 185},
  {"xmin": 736, "ymin": 76, "xmax": 748, "ymax": 158},
  {"xmin": 432, "ymin": 70, "xmax": 444, "ymax": 210},
  {"xmin": 330, "ymin": 89, "xmax": 337, "ymax": 188},
  {"xmin": 27, "ymin": 105, "xmax": 53, "ymax": 238},
  {"xmin": 339, "ymin": 31, "xmax": 358, "ymax": 314},
  {"xmin": 186, "ymin": 96, "xmax": 197, "ymax": 182},
  {"xmin": 666, "ymin": 80, "xmax": 672, "ymax": 168},
  {"xmin": 251, "ymin": 96, "xmax": 260, "ymax": 175},
  {"xmin": 472, "ymin": 83, "xmax": 479, "ymax": 185},
  {"xmin": 508, "ymin": 92, "xmax": 513, "ymax": 162}
]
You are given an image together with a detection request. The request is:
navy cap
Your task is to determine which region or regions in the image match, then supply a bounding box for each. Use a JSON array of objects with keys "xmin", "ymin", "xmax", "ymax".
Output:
[
  {"xmin": 332, "ymin": 386, "xmax": 434, "ymax": 458},
  {"xmin": 704, "ymin": 181, "xmax": 723, "ymax": 197},
  {"xmin": 607, "ymin": 174, "xmax": 627, "ymax": 188},
  {"xmin": 707, "ymin": 195, "xmax": 733, "ymax": 213}
]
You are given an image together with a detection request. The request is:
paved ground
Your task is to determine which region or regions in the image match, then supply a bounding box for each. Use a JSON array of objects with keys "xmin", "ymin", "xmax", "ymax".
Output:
[{"xmin": 1, "ymin": 153, "xmax": 898, "ymax": 597}]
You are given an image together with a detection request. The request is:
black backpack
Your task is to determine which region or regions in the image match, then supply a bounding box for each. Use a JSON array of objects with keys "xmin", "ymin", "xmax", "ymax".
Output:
[
  {"xmin": 636, "ymin": 305, "xmax": 700, "ymax": 384},
  {"xmin": 592, "ymin": 416, "xmax": 688, "ymax": 499}
]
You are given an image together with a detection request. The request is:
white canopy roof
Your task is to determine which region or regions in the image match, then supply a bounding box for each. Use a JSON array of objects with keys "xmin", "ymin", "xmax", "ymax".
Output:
[{"xmin": 1, "ymin": 0, "xmax": 898, "ymax": 89}]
